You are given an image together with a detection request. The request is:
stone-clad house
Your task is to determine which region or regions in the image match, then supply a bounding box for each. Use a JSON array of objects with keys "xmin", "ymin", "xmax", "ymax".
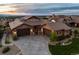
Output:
[
  {"xmin": 9, "ymin": 16, "xmax": 47, "ymax": 37},
  {"xmin": 70, "ymin": 16, "xmax": 79, "ymax": 27},
  {"xmin": 58, "ymin": 16, "xmax": 79, "ymax": 27},
  {"xmin": 8, "ymin": 16, "xmax": 71, "ymax": 38}
]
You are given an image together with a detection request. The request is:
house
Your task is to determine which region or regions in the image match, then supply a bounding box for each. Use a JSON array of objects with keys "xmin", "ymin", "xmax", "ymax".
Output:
[
  {"xmin": 8, "ymin": 16, "xmax": 71, "ymax": 40},
  {"xmin": 9, "ymin": 16, "xmax": 47, "ymax": 37},
  {"xmin": 48, "ymin": 15, "xmax": 60, "ymax": 21},
  {"xmin": 63, "ymin": 16, "xmax": 79, "ymax": 27},
  {"xmin": 70, "ymin": 16, "xmax": 79, "ymax": 27},
  {"xmin": 50, "ymin": 16, "xmax": 75, "ymax": 27}
]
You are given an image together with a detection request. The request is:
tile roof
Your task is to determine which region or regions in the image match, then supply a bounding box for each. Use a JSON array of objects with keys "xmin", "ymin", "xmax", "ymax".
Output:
[
  {"xmin": 71, "ymin": 16, "xmax": 79, "ymax": 23},
  {"xmin": 44, "ymin": 22, "xmax": 71, "ymax": 31},
  {"xmin": 9, "ymin": 16, "xmax": 71, "ymax": 31},
  {"xmin": 24, "ymin": 20, "xmax": 47, "ymax": 26},
  {"xmin": 9, "ymin": 19, "xmax": 47, "ymax": 30},
  {"xmin": 9, "ymin": 20, "xmax": 23, "ymax": 30}
]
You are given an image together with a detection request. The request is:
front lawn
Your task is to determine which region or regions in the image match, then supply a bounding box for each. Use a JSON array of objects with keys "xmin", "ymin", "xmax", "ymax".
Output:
[
  {"xmin": 0, "ymin": 45, "xmax": 21, "ymax": 55},
  {"xmin": 49, "ymin": 37, "xmax": 79, "ymax": 55}
]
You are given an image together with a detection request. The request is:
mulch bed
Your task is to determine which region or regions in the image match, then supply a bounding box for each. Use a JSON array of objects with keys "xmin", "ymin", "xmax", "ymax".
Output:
[{"xmin": 0, "ymin": 45, "xmax": 21, "ymax": 55}]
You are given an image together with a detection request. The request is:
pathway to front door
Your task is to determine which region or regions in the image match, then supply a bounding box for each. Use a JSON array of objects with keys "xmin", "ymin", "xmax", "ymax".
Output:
[{"xmin": 14, "ymin": 36, "xmax": 50, "ymax": 55}]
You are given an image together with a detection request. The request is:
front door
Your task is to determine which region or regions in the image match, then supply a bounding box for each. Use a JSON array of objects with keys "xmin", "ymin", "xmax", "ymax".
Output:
[
  {"xmin": 33, "ymin": 28, "xmax": 38, "ymax": 35},
  {"xmin": 33, "ymin": 26, "xmax": 41, "ymax": 35}
]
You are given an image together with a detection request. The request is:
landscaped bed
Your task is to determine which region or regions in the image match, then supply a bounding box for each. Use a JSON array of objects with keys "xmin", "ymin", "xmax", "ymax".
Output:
[
  {"xmin": 5, "ymin": 35, "xmax": 12, "ymax": 44},
  {"xmin": 0, "ymin": 45, "xmax": 21, "ymax": 55},
  {"xmin": 49, "ymin": 37, "xmax": 79, "ymax": 55}
]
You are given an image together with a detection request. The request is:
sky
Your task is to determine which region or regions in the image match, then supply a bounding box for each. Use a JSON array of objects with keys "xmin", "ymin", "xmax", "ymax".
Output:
[{"xmin": 1, "ymin": 3, "xmax": 79, "ymax": 15}]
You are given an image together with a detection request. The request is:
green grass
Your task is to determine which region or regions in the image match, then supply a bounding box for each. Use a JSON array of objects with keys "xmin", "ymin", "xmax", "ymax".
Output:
[{"xmin": 49, "ymin": 37, "xmax": 79, "ymax": 55}]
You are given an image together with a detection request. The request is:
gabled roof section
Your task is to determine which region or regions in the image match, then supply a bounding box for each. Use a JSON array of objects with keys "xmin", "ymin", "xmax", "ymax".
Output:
[
  {"xmin": 43, "ymin": 24, "xmax": 53, "ymax": 31},
  {"xmin": 21, "ymin": 16, "xmax": 32, "ymax": 20},
  {"xmin": 27, "ymin": 16, "xmax": 40, "ymax": 20},
  {"xmin": 23, "ymin": 16, "xmax": 41, "ymax": 21},
  {"xmin": 9, "ymin": 20, "xmax": 23, "ymax": 30},
  {"xmin": 25, "ymin": 20, "xmax": 46, "ymax": 26},
  {"xmin": 49, "ymin": 22, "xmax": 71, "ymax": 31}
]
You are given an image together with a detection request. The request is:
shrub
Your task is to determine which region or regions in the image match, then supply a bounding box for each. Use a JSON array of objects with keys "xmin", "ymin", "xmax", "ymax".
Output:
[
  {"xmin": 2, "ymin": 47, "xmax": 10, "ymax": 53},
  {"xmin": 13, "ymin": 35, "xmax": 17, "ymax": 41},
  {"xmin": 50, "ymin": 32, "xmax": 57, "ymax": 41},
  {"xmin": 57, "ymin": 36, "xmax": 65, "ymax": 41}
]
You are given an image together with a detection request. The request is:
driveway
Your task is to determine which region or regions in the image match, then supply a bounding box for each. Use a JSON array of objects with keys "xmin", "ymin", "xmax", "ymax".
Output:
[{"xmin": 14, "ymin": 36, "xmax": 50, "ymax": 55}]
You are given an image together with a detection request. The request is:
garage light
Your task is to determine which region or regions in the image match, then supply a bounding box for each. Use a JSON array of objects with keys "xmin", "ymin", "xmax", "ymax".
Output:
[
  {"xmin": 13, "ymin": 31, "xmax": 17, "ymax": 35},
  {"xmin": 30, "ymin": 29, "xmax": 33, "ymax": 32}
]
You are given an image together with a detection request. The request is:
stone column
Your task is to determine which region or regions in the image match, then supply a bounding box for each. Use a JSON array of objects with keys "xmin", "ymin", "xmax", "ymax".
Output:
[
  {"xmin": 41, "ymin": 28, "xmax": 43, "ymax": 35},
  {"xmin": 30, "ymin": 28, "xmax": 34, "ymax": 36},
  {"xmin": 12, "ymin": 30, "xmax": 17, "ymax": 40},
  {"xmin": 75, "ymin": 23, "xmax": 77, "ymax": 27}
]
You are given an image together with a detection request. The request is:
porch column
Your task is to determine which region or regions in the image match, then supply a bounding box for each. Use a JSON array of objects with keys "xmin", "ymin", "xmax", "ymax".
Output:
[
  {"xmin": 30, "ymin": 28, "xmax": 34, "ymax": 35},
  {"xmin": 41, "ymin": 28, "xmax": 43, "ymax": 35},
  {"xmin": 75, "ymin": 23, "xmax": 77, "ymax": 27},
  {"xmin": 12, "ymin": 30, "xmax": 17, "ymax": 40}
]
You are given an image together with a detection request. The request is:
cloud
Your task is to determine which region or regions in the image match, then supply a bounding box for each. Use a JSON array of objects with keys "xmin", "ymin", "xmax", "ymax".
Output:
[{"xmin": 1, "ymin": 3, "xmax": 79, "ymax": 15}]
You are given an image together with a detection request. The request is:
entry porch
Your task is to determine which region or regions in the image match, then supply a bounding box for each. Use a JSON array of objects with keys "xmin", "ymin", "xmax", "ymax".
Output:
[{"xmin": 11, "ymin": 24, "xmax": 44, "ymax": 38}]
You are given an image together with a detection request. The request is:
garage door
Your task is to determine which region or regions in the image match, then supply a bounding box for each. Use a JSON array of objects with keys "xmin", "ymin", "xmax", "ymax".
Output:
[{"xmin": 17, "ymin": 28, "xmax": 30, "ymax": 36}]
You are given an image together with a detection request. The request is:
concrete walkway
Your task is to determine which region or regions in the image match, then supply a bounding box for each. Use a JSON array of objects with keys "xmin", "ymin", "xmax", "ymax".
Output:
[
  {"xmin": 14, "ymin": 36, "xmax": 50, "ymax": 55},
  {"xmin": 1, "ymin": 33, "xmax": 14, "ymax": 46}
]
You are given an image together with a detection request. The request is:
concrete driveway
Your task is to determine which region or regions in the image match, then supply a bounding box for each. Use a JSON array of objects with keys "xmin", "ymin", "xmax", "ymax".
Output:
[{"xmin": 14, "ymin": 36, "xmax": 50, "ymax": 55}]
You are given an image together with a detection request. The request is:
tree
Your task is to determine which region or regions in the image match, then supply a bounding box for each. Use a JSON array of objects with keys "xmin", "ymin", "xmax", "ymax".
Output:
[{"xmin": 50, "ymin": 32, "xmax": 57, "ymax": 41}]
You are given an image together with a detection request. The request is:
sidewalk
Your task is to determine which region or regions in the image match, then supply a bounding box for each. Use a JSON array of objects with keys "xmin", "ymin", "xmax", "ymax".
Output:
[{"xmin": 1, "ymin": 33, "xmax": 14, "ymax": 46}]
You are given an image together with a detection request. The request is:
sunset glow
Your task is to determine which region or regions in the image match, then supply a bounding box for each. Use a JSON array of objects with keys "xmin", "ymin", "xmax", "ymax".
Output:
[
  {"xmin": 1, "ymin": 4, "xmax": 79, "ymax": 15},
  {"xmin": 0, "ymin": 5, "xmax": 17, "ymax": 14}
]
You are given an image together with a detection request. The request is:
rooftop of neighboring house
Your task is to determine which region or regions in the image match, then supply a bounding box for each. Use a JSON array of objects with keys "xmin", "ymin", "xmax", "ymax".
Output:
[{"xmin": 70, "ymin": 16, "xmax": 79, "ymax": 23}]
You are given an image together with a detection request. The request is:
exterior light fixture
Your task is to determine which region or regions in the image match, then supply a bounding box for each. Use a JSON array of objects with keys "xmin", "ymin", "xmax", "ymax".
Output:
[
  {"xmin": 30, "ymin": 29, "xmax": 33, "ymax": 32},
  {"xmin": 51, "ymin": 19, "xmax": 56, "ymax": 23},
  {"xmin": 13, "ymin": 31, "xmax": 17, "ymax": 35}
]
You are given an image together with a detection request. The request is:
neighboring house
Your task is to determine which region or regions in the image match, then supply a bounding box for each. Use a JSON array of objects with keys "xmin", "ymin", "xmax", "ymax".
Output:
[
  {"xmin": 70, "ymin": 16, "xmax": 79, "ymax": 27},
  {"xmin": 48, "ymin": 15, "xmax": 60, "ymax": 21},
  {"xmin": 63, "ymin": 16, "xmax": 79, "ymax": 27},
  {"xmin": 62, "ymin": 16, "xmax": 75, "ymax": 27},
  {"xmin": 50, "ymin": 16, "xmax": 75, "ymax": 27}
]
